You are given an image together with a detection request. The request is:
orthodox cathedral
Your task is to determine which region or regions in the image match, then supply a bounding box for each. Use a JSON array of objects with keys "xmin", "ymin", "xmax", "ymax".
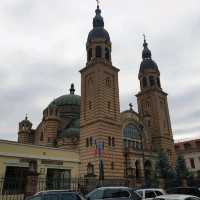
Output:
[{"xmin": 17, "ymin": 4, "xmax": 176, "ymax": 179}]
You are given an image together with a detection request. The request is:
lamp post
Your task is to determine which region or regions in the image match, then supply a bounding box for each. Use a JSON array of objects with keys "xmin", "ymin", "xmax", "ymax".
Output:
[{"xmin": 138, "ymin": 123, "xmax": 146, "ymax": 187}]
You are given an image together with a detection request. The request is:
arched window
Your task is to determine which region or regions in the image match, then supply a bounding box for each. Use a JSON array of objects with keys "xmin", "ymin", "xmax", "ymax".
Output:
[
  {"xmin": 142, "ymin": 77, "xmax": 147, "ymax": 88},
  {"xmin": 105, "ymin": 47, "xmax": 110, "ymax": 61},
  {"xmin": 88, "ymin": 48, "xmax": 92, "ymax": 61},
  {"xmin": 157, "ymin": 77, "xmax": 161, "ymax": 88},
  {"xmin": 149, "ymin": 76, "xmax": 155, "ymax": 86},
  {"xmin": 123, "ymin": 124, "xmax": 140, "ymax": 139},
  {"xmin": 40, "ymin": 132, "xmax": 44, "ymax": 141},
  {"xmin": 96, "ymin": 46, "xmax": 102, "ymax": 58}
]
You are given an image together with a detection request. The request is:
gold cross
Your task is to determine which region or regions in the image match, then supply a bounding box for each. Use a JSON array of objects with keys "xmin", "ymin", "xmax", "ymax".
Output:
[{"xmin": 96, "ymin": 0, "xmax": 100, "ymax": 6}]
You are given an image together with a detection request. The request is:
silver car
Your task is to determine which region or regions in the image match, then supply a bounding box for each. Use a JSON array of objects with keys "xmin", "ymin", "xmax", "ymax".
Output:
[
  {"xmin": 85, "ymin": 187, "xmax": 141, "ymax": 200},
  {"xmin": 154, "ymin": 194, "xmax": 200, "ymax": 200}
]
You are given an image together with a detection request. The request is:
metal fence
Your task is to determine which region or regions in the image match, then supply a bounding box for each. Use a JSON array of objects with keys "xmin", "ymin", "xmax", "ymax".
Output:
[{"xmin": 0, "ymin": 176, "xmax": 144, "ymax": 200}]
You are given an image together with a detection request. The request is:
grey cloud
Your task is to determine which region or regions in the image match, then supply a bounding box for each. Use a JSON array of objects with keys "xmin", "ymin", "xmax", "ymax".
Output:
[{"xmin": 0, "ymin": 0, "xmax": 200, "ymax": 141}]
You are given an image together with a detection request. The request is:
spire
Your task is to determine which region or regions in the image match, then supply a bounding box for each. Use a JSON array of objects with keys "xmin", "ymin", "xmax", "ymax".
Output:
[
  {"xmin": 25, "ymin": 113, "xmax": 28, "ymax": 120},
  {"xmin": 142, "ymin": 34, "xmax": 152, "ymax": 59},
  {"xmin": 93, "ymin": 1, "xmax": 104, "ymax": 28},
  {"xmin": 70, "ymin": 83, "xmax": 75, "ymax": 95}
]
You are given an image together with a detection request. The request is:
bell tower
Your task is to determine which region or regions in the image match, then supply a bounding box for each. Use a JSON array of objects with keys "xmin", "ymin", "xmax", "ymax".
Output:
[
  {"xmin": 79, "ymin": 4, "xmax": 124, "ymax": 178},
  {"xmin": 18, "ymin": 115, "xmax": 34, "ymax": 144},
  {"xmin": 136, "ymin": 37, "xmax": 176, "ymax": 165}
]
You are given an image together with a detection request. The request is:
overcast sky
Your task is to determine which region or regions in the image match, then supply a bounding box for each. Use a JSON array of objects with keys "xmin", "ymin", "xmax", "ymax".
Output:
[{"xmin": 0, "ymin": 0, "xmax": 199, "ymax": 142}]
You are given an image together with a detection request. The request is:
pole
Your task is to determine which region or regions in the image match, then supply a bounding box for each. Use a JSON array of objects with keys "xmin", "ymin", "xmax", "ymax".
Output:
[{"xmin": 139, "ymin": 124, "xmax": 146, "ymax": 187}]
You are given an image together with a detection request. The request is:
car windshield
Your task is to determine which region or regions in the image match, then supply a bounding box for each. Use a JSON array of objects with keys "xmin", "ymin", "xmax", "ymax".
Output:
[{"xmin": 130, "ymin": 191, "xmax": 142, "ymax": 200}]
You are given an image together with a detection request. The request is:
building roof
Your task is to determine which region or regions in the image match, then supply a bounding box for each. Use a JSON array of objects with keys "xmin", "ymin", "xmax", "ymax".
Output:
[
  {"xmin": 49, "ymin": 94, "xmax": 80, "ymax": 107},
  {"xmin": 87, "ymin": 5, "xmax": 110, "ymax": 45},
  {"xmin": 48, "ymin": 84, "xmax": 80, "ymax": 107}
]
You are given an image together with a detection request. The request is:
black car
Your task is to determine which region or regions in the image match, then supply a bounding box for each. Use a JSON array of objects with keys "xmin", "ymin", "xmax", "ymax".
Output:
[
  {"xmin": 85, "ymin": 187, "xmax": 141, "ymax": 200},
  {"xmin": 167, "ymin": 187, "xmax": 200, "ymax": 197},
  {"xmin": 27, "ymin": 190, "xmax": 85, "ymax": 200}
]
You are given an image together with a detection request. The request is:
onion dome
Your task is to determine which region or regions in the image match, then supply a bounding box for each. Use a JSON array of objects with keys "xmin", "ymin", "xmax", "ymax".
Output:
[
  {"xmin": 87, "ymin": 5, "xmax": 110, "ymax": 45},
  {"xmin": 19, "ymin": 114, "xmax": 32, "ymax": 130},
  {"xmin": 139, "ymin": 38, "xmax": 159, "ymax": 74},
  {"xmin": 48, "ymin": 84, "xmax": 80, "ymax": 107},
  {"xmin": 58, "ymin": 118, "xmax": 80, "ymax": 138}
]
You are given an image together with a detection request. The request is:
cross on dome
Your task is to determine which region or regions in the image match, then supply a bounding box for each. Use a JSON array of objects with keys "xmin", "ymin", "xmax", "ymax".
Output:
[{"xmin": 96, "ymin": 0, "xmax": 100, "ymax": 6}]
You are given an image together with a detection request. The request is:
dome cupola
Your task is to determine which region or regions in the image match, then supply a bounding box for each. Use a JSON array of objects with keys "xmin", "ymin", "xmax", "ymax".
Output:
[
  {"xmin": 139, "ymin": 36, "xmax": 159, "ymax": 74},
  {"xmin": 86, "ymin": 3, "xmax": 112, "ymax": 64},
  {"xmin": 138, "ymin": 36, "xmax": 162, "ymax": 91},
  {"xmin": 48, "ymin": 83, "xmax": 80, "ymax": 108}
]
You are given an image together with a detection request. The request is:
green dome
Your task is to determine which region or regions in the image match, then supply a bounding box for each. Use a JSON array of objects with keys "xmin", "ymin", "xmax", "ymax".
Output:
[
  {"xmin": 60, "ymin": 128, "xmax": 80, "ymax": 138},
  {"xmin": 49, "ymin": 94, "xmax": 80, "ymax": 107}
]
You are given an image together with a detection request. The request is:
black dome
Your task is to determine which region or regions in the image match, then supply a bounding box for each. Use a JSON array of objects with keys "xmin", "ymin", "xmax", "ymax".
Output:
[
  {"xmin": 87, "ymin": 27, "xmax": 110, "ymax": 44},
  {"xmin": 87, "ymin": 5, "xmax": 111, "ymax": 45},
  {"xmin": 139, "ymin": 58, "xmax": 159, "ymax": 74}
]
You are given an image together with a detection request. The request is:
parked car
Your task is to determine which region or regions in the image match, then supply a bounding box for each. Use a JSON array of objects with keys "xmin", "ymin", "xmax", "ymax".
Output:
[
  {"xmin": 85, "ymin": 186, "xmax": 141, "ymax": 200},
  {"xmin": 154, "ymin": 194, "xmax": 200, "ymax": 200},
  {"xmin": 136, "ymin": 188, "xmax": 165, "ymax": 200},
  {"xmin": 27, "ymin": 190, "xmax": 85, "ymax": 200},
  {"xmin": 167, "ymin": 187, "xmax": 200, "ymax": 197}
]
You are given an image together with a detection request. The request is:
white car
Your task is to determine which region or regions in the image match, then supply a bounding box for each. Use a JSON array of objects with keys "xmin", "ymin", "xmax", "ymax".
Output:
[
  {"xmin": 154, "ymin": 194, "xmax": 200, "ymax": 200},
  {"xmin": 136, "ymin": 188, "xmax": 165, "ymax": 200}
]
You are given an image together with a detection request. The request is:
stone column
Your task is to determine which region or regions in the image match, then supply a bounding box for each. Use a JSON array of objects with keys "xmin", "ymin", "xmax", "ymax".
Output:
[
  {"xmin": 24, "ymin": 160, "xmax": 39, "ymax": 199},
  {"xmin": 25, "ymin": 172, "xmax": 39, "ymax": 198}
]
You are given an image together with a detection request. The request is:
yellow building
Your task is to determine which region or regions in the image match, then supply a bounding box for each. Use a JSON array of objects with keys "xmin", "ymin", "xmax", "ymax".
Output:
[{"xmin": 0, "ymin": 139, "xmax": 79, "ymax": 197}]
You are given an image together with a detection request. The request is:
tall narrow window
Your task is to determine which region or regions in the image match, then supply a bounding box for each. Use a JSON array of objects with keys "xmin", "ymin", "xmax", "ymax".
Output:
[
  {"xmin": 190, "ymin": 158, "xmax": 195, "ymax": 169},
  {"xmin": 96, "ymin": 46, "xmax": 102, "ymax": 58},
  {"xmin": 157, "ymin": 77, "xmax": 161, "ymax": 88},
  {"xmin": 149, "ymin": 76, "xmax": 155, "ymax": 86},
  {"xmin": 89, "ymin": 101, "xmax": 92, "ymax": 110},
  {"xmin": 86, "ymin": 138, "xmax": 89, "ymax": 147},
  {"xmin": 108, "ymin": 137, "xmax": 111, "ymax": 146},
  {"xmin": 40, "ymin": 132, "xmax": 44, "ymax": 141},
  {"xmin": 112, "ymin": 137, "xmax": 115, "ymax": 147},
  {"xmin": 90, "ymin": 137, "xmax": 93, "ymax": 146},
  {"xmin": 111, "ymin": 162, "xmax": 114, "ymax": 170},
  {"xmin": 88, "ymin": 48, "xmax": 92, "ymax": 61},
  {"xmin": 142, "ymin": 77, "xmax": 147, "ymax": 88},
  {"xmin": 107, "ymin": 102, "xmax": 111, "ymax": 111},
  {"xmin": 105, "ymin": 47, "xmax": 110, "ymax": 61}
]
